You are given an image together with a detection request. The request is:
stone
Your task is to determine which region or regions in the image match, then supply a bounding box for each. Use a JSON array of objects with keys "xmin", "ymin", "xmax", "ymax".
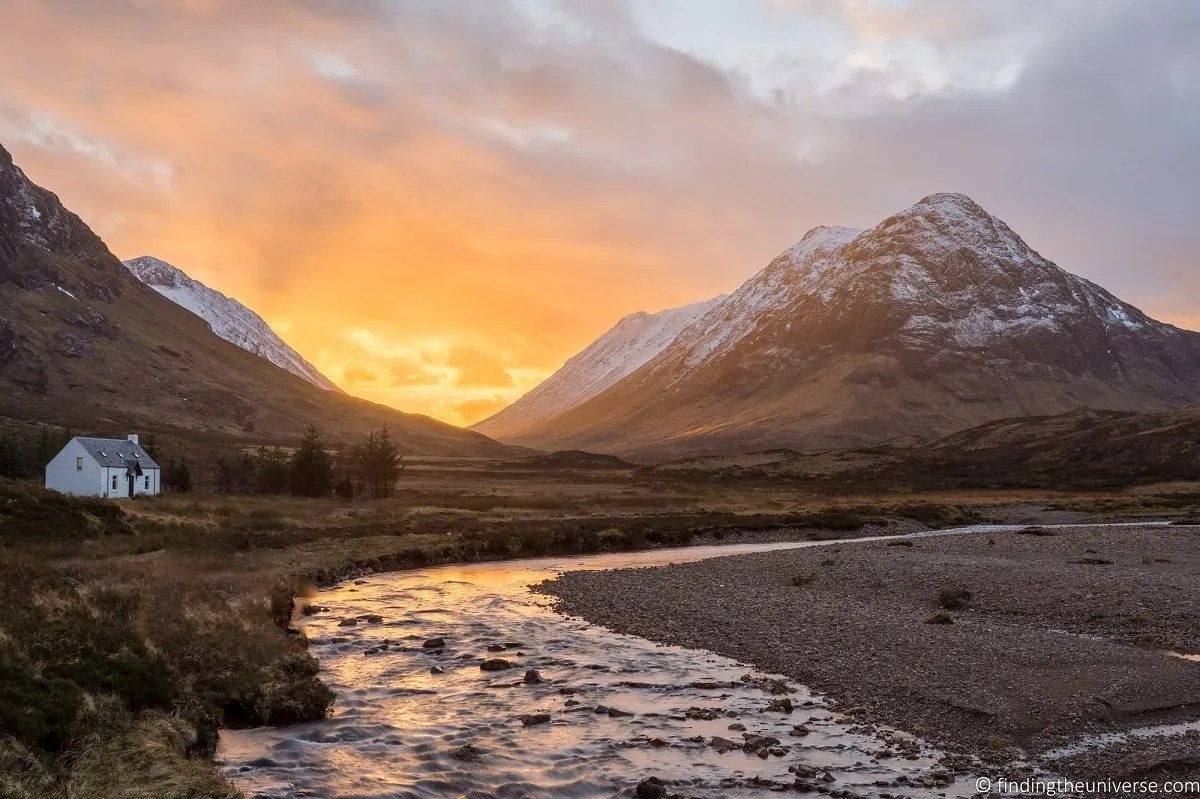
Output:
[
  {"xmin": 480, "ymin": 658, "xmax": 513, "ymax": 671},
  {"xmin": 452, "ymin": 744, "xmax": 482, "ymax": 761},
  {"xmin": 636, "ymin": 776, "xmax": 667, "ymax": 799},
  {"xmin": 709, "ymin": 736, "xmax": 739, "ymax": 754},
  {"xmin": 519, "ymin": 712, "xmax": 551, "ymax": 726},
  {"xmin": 524, "ymin": 669, "xmax": 543, "ymax": 684},
  {"xmin": 423, "ymin": 637, "xmax": 446, "ymax": 648}
]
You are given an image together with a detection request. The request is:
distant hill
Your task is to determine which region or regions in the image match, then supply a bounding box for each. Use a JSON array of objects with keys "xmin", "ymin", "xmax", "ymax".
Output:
[
  {"xmin": 486, "ymin": 194, "xmax": 1200, "ymax": 461},
  {"xmin": 0, "ymin": 142, "xmax": 519, "ymax": 457},
  {"xmin": 125, "ymin": 255, "xmax": 341, "ymax": 392},
  {"xmin": 523, "ymin": 450, "xmax": 635, "ymax": 469},
  {"xmin": 648, "ymin": 407, "xmax": 1200, "ymax": 489}
]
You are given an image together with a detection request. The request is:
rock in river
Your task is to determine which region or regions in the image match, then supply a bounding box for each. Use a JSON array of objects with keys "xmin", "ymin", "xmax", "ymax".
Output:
[
  {"xmin": 636, "ymin": 776, "xmax": 667, "ymax": 798},
  {"xmin": 480, "ymin": 658, "xmax": 513, "ymax": 671}
]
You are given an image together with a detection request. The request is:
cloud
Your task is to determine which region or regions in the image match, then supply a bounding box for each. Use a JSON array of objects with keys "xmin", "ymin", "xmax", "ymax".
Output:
[
  {"xmin": 388, "ymin": 360, "xmax": 442, "ymax": 386},
  {"xmin": 0, "ymin": 0, "xmax": 1197, "ymax": 425},
  {"xmin": 342, "ymin": 365, "xmax": 378, "ymax": 386},
  {"xmin": 447, "ymin": 347, "xmax": 513, "ymax": 389},
  {"xmin": 450, "ymin": 397, "xmax": 510, "ymax": 425}
]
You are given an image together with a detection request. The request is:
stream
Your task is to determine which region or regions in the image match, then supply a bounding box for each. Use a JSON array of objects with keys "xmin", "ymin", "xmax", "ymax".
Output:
[{"xmin": 219, "ymin": 525, "xmax": 1133, "ymax": 798}]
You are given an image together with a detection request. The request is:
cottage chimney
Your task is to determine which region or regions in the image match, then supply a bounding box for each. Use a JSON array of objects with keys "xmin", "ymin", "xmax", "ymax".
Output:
[{"xmin": 127, "ymin": 434, "xmax": 139, "ymax": 445}]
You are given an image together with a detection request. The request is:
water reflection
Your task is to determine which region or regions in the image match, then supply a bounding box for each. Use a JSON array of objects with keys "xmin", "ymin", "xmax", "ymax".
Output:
[{"xmin": 219, "ymin": 540, "xmax": 992, "ymax": 798}]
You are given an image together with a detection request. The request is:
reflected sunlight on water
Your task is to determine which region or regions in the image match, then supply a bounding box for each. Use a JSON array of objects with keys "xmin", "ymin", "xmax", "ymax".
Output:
[{"xmin": 218, "ymin": 537, "xmax": 1018, "ymax": 798}]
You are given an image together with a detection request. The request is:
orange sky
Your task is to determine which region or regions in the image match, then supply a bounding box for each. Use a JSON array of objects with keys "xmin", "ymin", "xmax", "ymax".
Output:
[{"xmin": 3, "ymin": 1, "xmax": 1198, "ymax": 425}]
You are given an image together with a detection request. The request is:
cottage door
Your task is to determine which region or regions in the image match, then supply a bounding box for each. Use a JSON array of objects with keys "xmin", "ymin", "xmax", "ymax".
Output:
[{"xmin": 128, "ymin": 474, "xmax": 135, "ymax": 498}]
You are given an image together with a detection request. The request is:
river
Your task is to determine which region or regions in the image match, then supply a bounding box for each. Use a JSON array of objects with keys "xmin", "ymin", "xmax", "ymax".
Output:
[{"xmin": 219, "ymin": 531, "xmax": 1041, "ymax": 798}]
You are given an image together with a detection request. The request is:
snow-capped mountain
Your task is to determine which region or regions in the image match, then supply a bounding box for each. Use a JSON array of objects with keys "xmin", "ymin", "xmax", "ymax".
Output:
[
  {"xmin": 124, "ymin": 256, "xmax": 341, "ymax": 392},
  {"xmin": 0, "ymin": 141, "xmax": 517, "ymax": 456},
  {"xmin": 473, "ymin": 296, "xmax": 724, "ymax": 440},
  {"xmin": 484, "ymin": 193, "xmax": 1200, "ymax": 460}
]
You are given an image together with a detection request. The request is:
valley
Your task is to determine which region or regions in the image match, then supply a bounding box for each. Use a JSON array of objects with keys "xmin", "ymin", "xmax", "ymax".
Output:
[
  {"xmin": 3, "ymin": 3, "xmax": 1199, "ymax": 797},
  {"xmin": 4, "ymin": 464, "xmax": 1200, "ymax": 798}
]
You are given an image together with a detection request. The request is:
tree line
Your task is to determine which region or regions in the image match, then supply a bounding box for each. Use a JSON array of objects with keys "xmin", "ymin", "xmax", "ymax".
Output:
[
  {"xmin": 210, "ymin": 425, "xmax": 404, "ymax": 499},
  {"xmin": 0, "ymin": 426, "xmax": 73, "ymax": 480}
]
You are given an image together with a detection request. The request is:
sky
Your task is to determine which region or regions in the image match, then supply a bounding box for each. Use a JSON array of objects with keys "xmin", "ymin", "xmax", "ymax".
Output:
[{"xmin": 1, "ymin": 0, "xmax": 1197, "ymax": 425}]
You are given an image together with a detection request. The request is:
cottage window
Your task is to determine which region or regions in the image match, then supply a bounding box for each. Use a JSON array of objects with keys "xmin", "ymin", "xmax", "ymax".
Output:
[
  {"xmin": 145, "ymin": 476, "xmax": 150, "ymax": 490},
  {"xmin": 75, "ymin": 456, "xmax": 83, "ymax": 470},
  {"xmin": 111, "ymin": 475, "xmax": 118, "ymax": 490}
]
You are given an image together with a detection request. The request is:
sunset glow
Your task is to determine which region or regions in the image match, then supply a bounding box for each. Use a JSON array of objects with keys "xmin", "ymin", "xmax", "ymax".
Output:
[{"xmin": 3, "ymin": 0, "xmax": 1197, "ymax": 424}]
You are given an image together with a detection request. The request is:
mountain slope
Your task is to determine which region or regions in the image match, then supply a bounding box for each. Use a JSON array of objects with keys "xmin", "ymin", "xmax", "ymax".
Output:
[
  {"xmin": 124, "ymin": 255, "xmax": 340, "ymax": 392},
  {"xmin": 0, "ymin": 142, "xmax": 517, "ymax": 456},
  {"xmin": 472, "ymin": 296, "xmax": 723, "ymax": 440},
  {"xmin": 498, "ymin": 193, "xmax": 1200, "ymax": 460},
  {"xmin": 649, "ymin": 406, "xmax": 1200, "ymax": 490}
]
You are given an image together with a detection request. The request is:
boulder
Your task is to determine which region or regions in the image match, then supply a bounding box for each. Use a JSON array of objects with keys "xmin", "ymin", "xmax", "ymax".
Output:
[{"xmin": 635, "ymin": 777, "xmax": 667, "ymax": 799}]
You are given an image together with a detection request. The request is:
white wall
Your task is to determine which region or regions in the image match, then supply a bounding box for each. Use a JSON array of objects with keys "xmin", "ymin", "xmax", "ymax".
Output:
[
  {"xmin": 45, "ymin": 440, "xmax": 162, "ymax": 498},
  {"xmin": 99, "ymin": 465, "xmax": 161, "ymax": 498},
  {"xmin": 45, "ymin": 439, "xmax": 104, "ymax": 497},
  {"xmin": 133, "ymin": 468, "xmax": 160, "ymax": 497}
]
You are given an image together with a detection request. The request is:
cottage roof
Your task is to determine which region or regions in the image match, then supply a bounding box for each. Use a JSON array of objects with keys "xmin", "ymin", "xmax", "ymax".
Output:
[{"xmin": 74, "ymin": 437, "xmax": 161, "ymax": 470}]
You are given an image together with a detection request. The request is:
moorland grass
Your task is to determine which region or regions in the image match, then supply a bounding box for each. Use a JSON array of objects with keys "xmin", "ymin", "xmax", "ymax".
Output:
[{"xmin": 3, "ymin": 471, "xmax": 1198, "ymax": 797}]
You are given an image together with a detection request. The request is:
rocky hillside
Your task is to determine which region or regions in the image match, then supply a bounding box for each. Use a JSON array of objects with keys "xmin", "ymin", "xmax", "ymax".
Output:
[
  {"xmin": 124, "ymin": 255, "xmax": 340, "ymax": 392},
  {"xmin": 472, "ymin": 296, "xmax": 723, "ymax": 440},
  {"xmin": 495, "ymin": 193, "xmax": 1200, "ymax": 460},
  {"xmin": 0, "ymin": 142, "xmax": 517, "ymax": 456}
]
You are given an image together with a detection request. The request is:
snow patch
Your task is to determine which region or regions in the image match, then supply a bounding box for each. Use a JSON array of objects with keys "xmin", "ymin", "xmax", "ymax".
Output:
[
  {"xmin": 55, "ymin": 284, "xmax": 77, "ymax": 301},
  {"xmin": 124, "ymin": 256, "xmax": 341, "ymax": 391}
]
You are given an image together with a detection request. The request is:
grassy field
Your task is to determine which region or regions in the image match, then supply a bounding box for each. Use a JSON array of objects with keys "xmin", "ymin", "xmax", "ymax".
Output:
[{"xmin": 3, "ymin": 459, "xmax": 1200, "ymax": 798}]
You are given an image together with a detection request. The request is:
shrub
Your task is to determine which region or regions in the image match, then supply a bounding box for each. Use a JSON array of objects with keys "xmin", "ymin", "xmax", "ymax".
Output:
[
  {"xmin": 0, "ymin": 661, "xmax": 82, "ymax": 752},
  {"xmin": 937, "ymin": 587, "xmax": 973, "ymax": 611}
]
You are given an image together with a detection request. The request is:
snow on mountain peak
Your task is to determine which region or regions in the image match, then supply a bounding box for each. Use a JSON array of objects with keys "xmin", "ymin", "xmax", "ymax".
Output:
[
  {"xmin": 124, "ymin": 255, "xmax": 342, "ymax": 392},
  {"xmin": 472, "ymin": 295, "xmax": 724, "ymax": 439}
]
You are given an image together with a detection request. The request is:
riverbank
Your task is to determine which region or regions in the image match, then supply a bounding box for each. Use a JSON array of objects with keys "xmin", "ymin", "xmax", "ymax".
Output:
[
  {"xmin": 540, "ymin": 523, "xmax": 1200, "ymax": 780},
  {"xmin": 6, "ymin": 470, "xmax": 1200, "ymax": 797}
]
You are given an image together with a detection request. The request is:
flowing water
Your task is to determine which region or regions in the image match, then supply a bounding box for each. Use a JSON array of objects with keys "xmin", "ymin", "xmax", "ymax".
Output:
[{"xmin": 219, "ymin": 525, "xmax": 1165, "ymax": 798}]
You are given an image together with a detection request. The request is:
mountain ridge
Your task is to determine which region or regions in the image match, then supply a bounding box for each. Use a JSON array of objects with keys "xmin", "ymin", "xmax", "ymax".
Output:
[
  {"xmin": 124, "ymin": 255, "xmax": 341, "ymax": 392},
  {"xmin": 484, "ymin": 192, "xmax": 1200, "ymax": 460},
  {"xmin": 0, "ymin": 142, "xmax": 519, "ymax": 457},
  {"xmin": 472, "ymin": 295, "xmax": 724, "ymax": 440}
]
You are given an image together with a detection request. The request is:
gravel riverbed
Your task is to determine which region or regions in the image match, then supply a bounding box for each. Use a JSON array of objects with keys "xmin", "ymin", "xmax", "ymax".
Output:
[{"xmin": 538, "ymin": 523, "xmax": 1200, "ymax": 779}]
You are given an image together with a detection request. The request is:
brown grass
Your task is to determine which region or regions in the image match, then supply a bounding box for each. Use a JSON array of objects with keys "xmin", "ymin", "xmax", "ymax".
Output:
[{"xmin": 5, "ymin": 467, "xmax": 1200, "ymax": 796}]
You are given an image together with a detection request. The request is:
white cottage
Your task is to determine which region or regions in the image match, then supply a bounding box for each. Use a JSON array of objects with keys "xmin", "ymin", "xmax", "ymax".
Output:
[{"xmin": 45, "ymin": 434, "xmax": 162, "ymax": 498}]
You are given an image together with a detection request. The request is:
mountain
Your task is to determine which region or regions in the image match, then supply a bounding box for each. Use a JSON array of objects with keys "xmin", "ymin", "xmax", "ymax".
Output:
[
  {"xmin": 490, "ymin": 193, "xmax": 1200, "ymax": 460},
  {"xmin": 0, "ymin": 142, "xmax": 517, "ymax": 456},
  {"xmin": 472, "ymin": 296, "xmax": 723, "ymax": 441},
  {"xmin": 124, "ymin": 255, "xmax": 340, "ymax": 392}
]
